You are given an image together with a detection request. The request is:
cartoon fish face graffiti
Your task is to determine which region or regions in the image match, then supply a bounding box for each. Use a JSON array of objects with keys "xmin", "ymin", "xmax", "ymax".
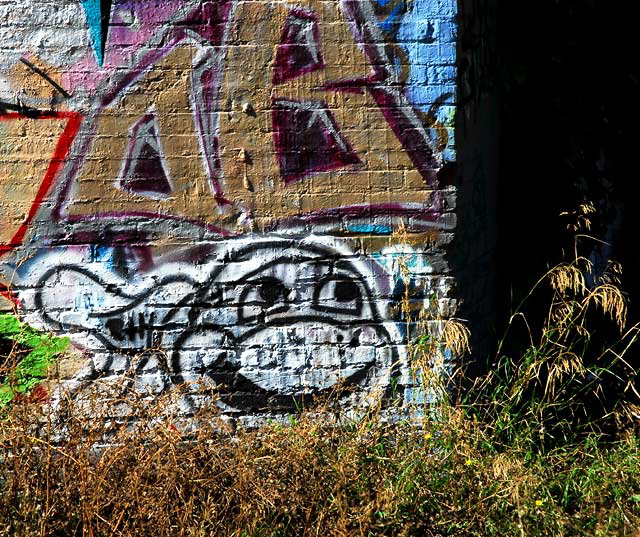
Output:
[
  {"xmin": 1, "ymin": 0, "xmax": 454, "ymax": 418},
  {"xmin": 174, "ymin": 237, "xmax": 405, "ymax": 411},
  {"xmin": 21, "ymin": 236, "xmax": 407, "ymax": 414}
]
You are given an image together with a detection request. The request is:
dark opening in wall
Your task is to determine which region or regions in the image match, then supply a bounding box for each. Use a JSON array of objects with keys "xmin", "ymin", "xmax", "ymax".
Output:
[{"xmin": 496, "ymin": 0, "xmax": 640, "ymax": 324}]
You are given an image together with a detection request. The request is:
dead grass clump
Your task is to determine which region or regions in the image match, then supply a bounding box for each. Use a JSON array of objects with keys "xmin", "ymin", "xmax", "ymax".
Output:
[{"xmin": 1, "ymin": 365, "xmax": 639, "ymax": 536}]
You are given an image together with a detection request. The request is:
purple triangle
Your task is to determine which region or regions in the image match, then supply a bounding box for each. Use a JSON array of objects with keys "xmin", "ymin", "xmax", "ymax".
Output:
[
  {"xmin": 273, "ymin": 9, "xmax": 325, "ymax": 85},
  {"xmin": 119, "ymin": 113, "xmax": 172, "ymax": 198},
  {"xmin": 272, "ymin": 100, "xmax": 361, "ymax": 183}
]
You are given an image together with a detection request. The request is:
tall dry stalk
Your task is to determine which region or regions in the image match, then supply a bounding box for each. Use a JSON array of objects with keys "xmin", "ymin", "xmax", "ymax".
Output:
[{"xmin": 468, "ymin": 204, "xmax": 640, "ymax": 448}]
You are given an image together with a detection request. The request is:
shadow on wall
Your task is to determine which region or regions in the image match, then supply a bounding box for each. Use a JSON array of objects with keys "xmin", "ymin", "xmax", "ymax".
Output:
[{"xmin": 448, "ymin": 0, "xmax": 498, "ymax": 366}]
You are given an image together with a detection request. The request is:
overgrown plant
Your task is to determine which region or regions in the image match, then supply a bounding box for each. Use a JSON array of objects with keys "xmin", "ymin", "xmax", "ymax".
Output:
[
  {"xmin": 393, "ymin": 221, "xmax": 470, "ymax": 418},
  {"xmin": 0, "ymin": 313, "xmax": 69, "ymax": 406},
  {"xmin": 466, "ymin": 203, "xmax": 640, "ymax": 449},
  {"xmin": 2, "ymin": 345, "xmax": 639, "ymax": 535},
  {"xmin": 1, "ymin": 213, "xmax": 640, "ymax": 535}
]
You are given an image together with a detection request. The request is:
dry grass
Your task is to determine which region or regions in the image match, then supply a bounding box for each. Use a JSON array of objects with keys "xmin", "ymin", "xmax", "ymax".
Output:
[
  {"xmin": 2, "ymin": 289, "xmax": 639, "ymax": 536},
  {"xmin": 1, "ymin": 380, "xmax": 639, "ymax": 536},
  {"xmin": 2, "ymin": 217, "xmax": 640, "ymax": 535}
]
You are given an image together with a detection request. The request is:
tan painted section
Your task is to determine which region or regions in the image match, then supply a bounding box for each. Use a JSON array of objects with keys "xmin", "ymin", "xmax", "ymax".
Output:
[
  {"xmin": 64, "ymin": 46, "xmax": 242, "ymax": 226},
  {"xmin": 49, "ymin": 344, "xmax": 87, "ymax": 381},
  {"xmin": 6, "ymin": 54, "xmax": 66, "ymax": 106},
  {"xmin": 0, "ymin": 294, "xmax": 12, "ymax": 311},
  {"xmin": 61, "ymin": 0, "xmax": 432, "ymax": 229},
  {"xmin": 0, "ymin": 118, "xmax": 69, "ymax": 244},
  {"xmin": 218, "ymin": 0, "xmax": 432, "ymax": 218}
]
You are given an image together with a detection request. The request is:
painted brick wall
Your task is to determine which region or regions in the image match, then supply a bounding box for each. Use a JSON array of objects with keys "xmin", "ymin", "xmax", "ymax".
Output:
[{"xmin": 0, "ymin": 0, "xmax": 468, "ymax": 423}]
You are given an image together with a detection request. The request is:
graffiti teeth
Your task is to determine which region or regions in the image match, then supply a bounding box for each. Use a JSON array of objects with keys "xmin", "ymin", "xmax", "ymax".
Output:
[{"xmin": 235, "ymin": 323, "xmax": 390, "ymax": 395}]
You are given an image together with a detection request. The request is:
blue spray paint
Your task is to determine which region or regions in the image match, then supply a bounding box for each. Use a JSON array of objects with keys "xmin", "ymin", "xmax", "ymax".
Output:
[
  {"xmin": 347, "ymin": 224, "xmax": 393, "ymax": 235},
  {"xmin": 377, "ymin": 1, "xmax": 406, "ymax": 34},
  {"xmin": 397, "ymin": 0, "xmax": 457, "ymax": 161},
  {"xmin": 80, "ymin": 0, "xmax": 112, "ymax": 67}
]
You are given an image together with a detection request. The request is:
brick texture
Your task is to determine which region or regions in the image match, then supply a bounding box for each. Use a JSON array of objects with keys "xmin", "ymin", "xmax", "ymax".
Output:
[{"xmin": 0, "ymin": 0, "xmax": 463, "ymax": 423}]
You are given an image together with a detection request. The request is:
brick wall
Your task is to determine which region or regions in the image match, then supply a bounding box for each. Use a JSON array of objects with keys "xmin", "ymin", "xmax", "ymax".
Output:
[{"xmin": 0, "ymin": 0, "xmax": 474, "ymax": 423}]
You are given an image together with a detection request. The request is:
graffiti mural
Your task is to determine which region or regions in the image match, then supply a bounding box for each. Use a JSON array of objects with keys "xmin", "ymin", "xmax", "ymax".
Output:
[
  {"xmin": 1, "ymin": 0, "xmax": 458, "ymax": 419},
  {"xmin": 17, "ymin": 237, "xmax": 407, "ymax": 413}
]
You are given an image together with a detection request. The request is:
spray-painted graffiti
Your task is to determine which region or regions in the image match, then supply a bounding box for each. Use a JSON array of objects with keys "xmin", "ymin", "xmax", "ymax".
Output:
[
  {"xmin": 1, "ymin": 0, "xmax": 458, "ymax": 419},
  {"xmin": 0, "ymin": 313, "xmax": 70, "ymax": 405},
  {"xmin": 17, "ymin": 237, "xmax": 407, "ymax": 412}
]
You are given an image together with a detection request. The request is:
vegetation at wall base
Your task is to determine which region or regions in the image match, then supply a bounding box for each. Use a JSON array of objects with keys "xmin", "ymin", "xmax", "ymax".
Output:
[
  {"xmin": 1, "ymin": 392, "xmax": 639, "ymax": 535},
  {"xmin": 2, "ymin": 221, "xmax": 640, "ymax": 535}
]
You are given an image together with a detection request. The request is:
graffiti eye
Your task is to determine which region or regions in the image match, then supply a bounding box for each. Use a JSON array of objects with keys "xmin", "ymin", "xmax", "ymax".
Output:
[
  {"xmin": 258, "ymin": 278, "xmax": 288, "ymax": 303},
  {"xmin": 333, "ymin": 280, "xmax": 360, "ymax": 302},
  {"xmin": 238, "ymin": 277, "xmax": 291, "ymax": 322},
  {"xmin": 314, "ymin": 277, "xmax": 363, "ymax": 316}
]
